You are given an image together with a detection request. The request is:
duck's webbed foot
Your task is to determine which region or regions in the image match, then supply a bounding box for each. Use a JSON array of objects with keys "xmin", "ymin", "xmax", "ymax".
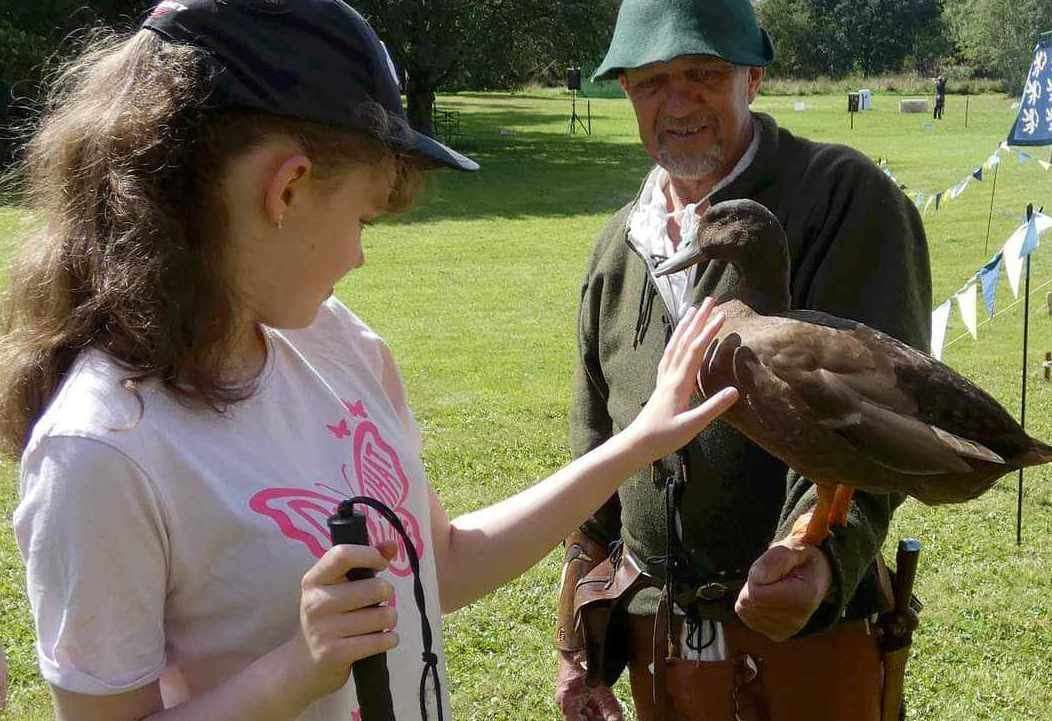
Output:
[
  {"xmin": 789, "ymin": 484, "xmax": 835, "ymax": 546},
  {"xmin": 829, "ymin": 484, "xmax": 854, "ymax": 528}
]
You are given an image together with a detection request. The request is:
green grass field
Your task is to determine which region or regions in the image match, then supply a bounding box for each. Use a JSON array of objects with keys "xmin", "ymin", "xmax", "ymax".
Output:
[{"xmin": 2, "ymin": 91, "xmax": 1051, "ymax": 720}]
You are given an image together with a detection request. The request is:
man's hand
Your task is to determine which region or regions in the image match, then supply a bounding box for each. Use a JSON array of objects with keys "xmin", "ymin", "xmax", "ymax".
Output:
[
  {"xmin": 735, "ymin": 534, "xmax": 833, "ymax": 642},
  {"xmin": 555, "ymin": 650, "xmax": 624, "ymax": 721}
]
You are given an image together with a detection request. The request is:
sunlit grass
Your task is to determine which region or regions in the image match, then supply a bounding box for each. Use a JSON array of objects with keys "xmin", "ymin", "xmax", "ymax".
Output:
[{"xmin": 2, "ymin": 92, "xmax": 1050, "ymax": 720}]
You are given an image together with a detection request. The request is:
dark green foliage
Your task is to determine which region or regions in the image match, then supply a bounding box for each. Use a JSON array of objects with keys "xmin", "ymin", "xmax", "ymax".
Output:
[
  {"xmin": 758, "ymin": 0, "xmax": 951, "ymax": 78},
  {"xmin": 944, "ymin": 0, "xmax": 1052, "ymax": 92},
  {"xmin": 355, "ymin": 0, "xmax": 618, "ymax": 134},
  {"xmin": 0, "ymin": 1, "xmax": 154, "ymax": 165}
]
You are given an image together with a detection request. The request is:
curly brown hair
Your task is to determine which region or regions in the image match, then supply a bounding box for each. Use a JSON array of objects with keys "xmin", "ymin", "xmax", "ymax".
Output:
[{"xmin": 0, "ymin": 29, "xmax": 423, "ymax": 457}]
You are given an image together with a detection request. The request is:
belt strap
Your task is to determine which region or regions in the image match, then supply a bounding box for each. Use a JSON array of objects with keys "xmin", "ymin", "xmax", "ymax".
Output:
[{"xmin": 652, "ymin": 587, "xmax": 671, "ymax": 721}]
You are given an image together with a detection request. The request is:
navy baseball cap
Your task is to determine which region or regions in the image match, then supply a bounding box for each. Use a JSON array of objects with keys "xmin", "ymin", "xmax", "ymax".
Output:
[{"xmin": 143, "ymin": 0, "xmax": 478, "ymax": 171}]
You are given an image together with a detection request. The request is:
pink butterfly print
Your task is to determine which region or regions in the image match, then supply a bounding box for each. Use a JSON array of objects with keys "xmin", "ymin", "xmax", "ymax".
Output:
[
  {"xmin": 327, "ymin": 418, "xmax": 351, "ymax": 440},
  {"xmin": 344, "ymin": 399, "xmax": 368, "ymax": 418},
  {"xmin": 249, "ymin": 488, "xmax": 343, "ymax": 560},
  {"xmin": 349, "ymin": 420, "xmax": 425, "ymax": 576},
  {"xmin": 249, "ymin": 418, "xmax": 424, "ymax": 578}
]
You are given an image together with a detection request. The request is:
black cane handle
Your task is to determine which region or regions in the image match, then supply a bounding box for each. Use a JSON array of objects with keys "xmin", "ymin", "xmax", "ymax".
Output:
[
  {"xmin": 328, "ymin": 501, "xmax": 396, "ymax": 721},
  {"xmin": 893, "ymin": 538, "xmax": 921, "ymax": 613}
]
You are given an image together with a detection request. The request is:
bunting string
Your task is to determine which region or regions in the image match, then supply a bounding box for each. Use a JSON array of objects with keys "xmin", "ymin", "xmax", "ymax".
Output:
[
  {"xmin": 877, "ymin": 142, "xmax": 1051, "ymax": 216},
  {"xmin": 928, "ymin": 211, "xmax": 1051, "ymax": 359},
  {"xmin": 942, "ymin": 276, "xmax": 1052, "ymax": 351}
]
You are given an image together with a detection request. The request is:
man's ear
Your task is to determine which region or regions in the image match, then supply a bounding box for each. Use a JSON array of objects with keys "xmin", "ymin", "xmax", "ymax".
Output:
[
  {"xmin": 746, "ymin": 67, "xmax": 765, "ymax": 104},
  {"xmin": 263, "ymin": 154, "xmax": 312, "ymax": 228},
  {"xmin": 618, "ymin": 72, "xmax": 630, "ymax": 95}
]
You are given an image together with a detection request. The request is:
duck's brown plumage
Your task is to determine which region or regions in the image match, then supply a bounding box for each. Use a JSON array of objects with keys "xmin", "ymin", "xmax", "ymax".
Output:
[{"xmin": 656, "ymin": 199, "xmax": 1052, "ymax": 543}]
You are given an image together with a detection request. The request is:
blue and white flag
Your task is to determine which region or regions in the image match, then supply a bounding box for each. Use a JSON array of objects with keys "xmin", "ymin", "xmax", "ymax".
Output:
[
  {"xmin": 1008, "ymin": 36, "xmax": 1052, "ymax": 146},
  {"xmin": 1002, "ymin": 211, "xmax": 1052, "ymax": 295},
  {"xmin": 978, "ymin": 253, "xmax": 1003, "ymax": 316},
  {"xmin": 1020, "ymin": 214, "xmax": 1040, "ymax": 257}
]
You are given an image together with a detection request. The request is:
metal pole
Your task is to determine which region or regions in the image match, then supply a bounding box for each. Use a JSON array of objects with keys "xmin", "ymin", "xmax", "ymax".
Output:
[
  {"xmin": 1017, "ymin": 203, "xmax": 1034, "ymax": 546},
  {"xmin": 1018, "ymin": 252, "xmax": 1031, "ymax": 546},
  {"xmin": 983, "ymin": 162, "xmax": 1000, "ymax": 254},
  {"xmin": 965, "ymin": 97, "xmax": 970, "ymax": 128}
]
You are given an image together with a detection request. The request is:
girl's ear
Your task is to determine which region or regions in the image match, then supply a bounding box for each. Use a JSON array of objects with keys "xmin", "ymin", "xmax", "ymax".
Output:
[{"xmin": 263, "ymin": 154, "xmax": 312, "ymax": 228}]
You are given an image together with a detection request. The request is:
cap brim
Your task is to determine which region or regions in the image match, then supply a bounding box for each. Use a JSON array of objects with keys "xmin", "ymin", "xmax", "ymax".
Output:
[{"xmin": 406, "ymin": 130, "xmax": 479, "ymax": 172}]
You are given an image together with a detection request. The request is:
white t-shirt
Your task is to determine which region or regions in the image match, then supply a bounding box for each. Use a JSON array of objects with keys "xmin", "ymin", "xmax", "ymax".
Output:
[{"xmin": 14, "ymin": 297, "xmax": 450, "ymax": 721}]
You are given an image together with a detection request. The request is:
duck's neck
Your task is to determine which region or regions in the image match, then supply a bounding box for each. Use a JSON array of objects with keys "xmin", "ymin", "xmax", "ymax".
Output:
[{"xmin": 717, "ymin": 241, "xmax": 791, "ymax": 316}]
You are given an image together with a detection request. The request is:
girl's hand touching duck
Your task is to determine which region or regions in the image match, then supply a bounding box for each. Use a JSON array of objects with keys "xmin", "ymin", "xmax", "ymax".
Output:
[{"xmin": 624, "ymin": 297, "xmax": 739, "ymax": 462}]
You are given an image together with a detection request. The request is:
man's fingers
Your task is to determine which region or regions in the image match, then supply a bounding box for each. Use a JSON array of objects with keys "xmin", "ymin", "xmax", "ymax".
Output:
[
  {"xmin": 597, "ymin": 690, "xmax": 625, "ymax": 721},
  {"xmin": 747, "ymin": 543, "xmax": 808, "ymax": 586}
]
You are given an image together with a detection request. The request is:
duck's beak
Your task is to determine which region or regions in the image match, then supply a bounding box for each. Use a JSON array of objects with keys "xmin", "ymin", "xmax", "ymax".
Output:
[{"xmin": 654, "ymin": 244, "xmax": 706, "ymax": 277}]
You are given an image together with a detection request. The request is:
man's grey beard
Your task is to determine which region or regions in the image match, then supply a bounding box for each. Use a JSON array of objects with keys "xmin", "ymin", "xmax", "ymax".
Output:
[{"xmin": 657, "ymin": 143, "xmax": 723, "ymax": 180}]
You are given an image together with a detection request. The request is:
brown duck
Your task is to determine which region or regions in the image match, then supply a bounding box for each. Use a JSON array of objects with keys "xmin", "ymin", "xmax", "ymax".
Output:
[{"xmin": 655, "ymin": 199, "xmax": 1052, "ymax": 545}]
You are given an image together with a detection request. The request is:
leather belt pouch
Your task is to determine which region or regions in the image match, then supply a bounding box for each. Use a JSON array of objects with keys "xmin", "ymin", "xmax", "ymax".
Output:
[{"xmin": 573, "ymin": 547, "xmax": 648, "ymax": 688}]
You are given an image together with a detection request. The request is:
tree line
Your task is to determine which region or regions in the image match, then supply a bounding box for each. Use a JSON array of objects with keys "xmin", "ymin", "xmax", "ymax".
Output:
[
  {"xmin": 755, "ymin": 0, "xmax": 1051, "ymax": 86},
  {"xmin": 0, "ymin": 0, "xmax": 1047, "ymax": 155}
]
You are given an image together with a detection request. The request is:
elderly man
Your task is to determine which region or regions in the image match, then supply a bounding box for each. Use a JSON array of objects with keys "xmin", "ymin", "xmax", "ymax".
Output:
[{"xmin": 554, "ymin": 1, "xmax": 932, "ymax": 720}]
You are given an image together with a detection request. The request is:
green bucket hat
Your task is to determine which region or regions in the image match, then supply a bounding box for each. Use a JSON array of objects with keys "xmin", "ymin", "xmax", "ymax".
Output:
[{"xmin": 592, "ymin": 0, "xmax": 775, "ymax": 81}]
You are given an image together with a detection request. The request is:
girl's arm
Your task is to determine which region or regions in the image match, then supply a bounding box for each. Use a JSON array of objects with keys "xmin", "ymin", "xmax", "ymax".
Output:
[{"xmin": 430, "ymin": 300, "xmax": 738, "ymax": 612}]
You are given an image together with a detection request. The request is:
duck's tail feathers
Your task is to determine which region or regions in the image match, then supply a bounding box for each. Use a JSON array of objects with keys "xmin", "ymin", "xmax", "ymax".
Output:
[{"xmin": 1019, "ymin": 437, "xmax": 1052, "ymax": 467}]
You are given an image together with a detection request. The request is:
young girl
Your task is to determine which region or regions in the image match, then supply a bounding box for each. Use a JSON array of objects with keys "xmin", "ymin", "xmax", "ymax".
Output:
[{"xmin": 2, "ymin": 2, "xmax": 738, "ymax": 720}]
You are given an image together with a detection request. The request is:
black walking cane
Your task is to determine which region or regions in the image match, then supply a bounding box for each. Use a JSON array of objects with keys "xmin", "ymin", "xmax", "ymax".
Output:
[{"xmin": 328, "ymin": 501, "xmax": 397, "ymax": 721}]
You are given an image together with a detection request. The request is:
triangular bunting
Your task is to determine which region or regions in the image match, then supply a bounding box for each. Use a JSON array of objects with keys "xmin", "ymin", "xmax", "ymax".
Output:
[
  {"xmin": 1005, "ymin": 212, "xmax": 1052, "ymax": 293},
  {"xmin": 1020, "ymin": 214, "xmax": 1040, "ymax": 258},
  {"xmin": 1040, "ymin": 160, "xmax": 1052, "ymax": 171},
  {"xmin": 931, "ymin": 300, "xmax": 952, "ymax": 360},
  {"xmin": 972, "ymin": 167, "xmax": 984, "ymax": 181},
  {"xmin": 935, "ymin": 192, "xmax": 943, "ymax": 210},
  {"xmin": 955, "ymin": 283, "xmax": 979, "ymax": 339},
  {"xmin": 986, "ymin": 153, "xmax": 1001, "ymax": 169},
  {"xmin": 978, "ymin": 253, "xmax": 1002, "ymax": 316}
]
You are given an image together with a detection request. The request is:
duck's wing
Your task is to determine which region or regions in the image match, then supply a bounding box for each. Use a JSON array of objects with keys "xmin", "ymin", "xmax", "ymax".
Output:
[{"xmin": 735, "ymin": 316, "xmax": 1004, "ymax": 476}]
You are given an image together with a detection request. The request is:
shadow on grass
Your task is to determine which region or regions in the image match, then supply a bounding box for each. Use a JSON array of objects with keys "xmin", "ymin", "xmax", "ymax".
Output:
[
  {"xmin": 391, "ymin": 99, "xmax": 653, "ymax": 225},
  {"xmin": 396, "ymin": 133, "xmax": 653, "ymax": 224}
]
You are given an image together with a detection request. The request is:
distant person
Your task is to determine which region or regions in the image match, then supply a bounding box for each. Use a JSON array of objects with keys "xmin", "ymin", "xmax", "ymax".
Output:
[
  {"xmin": 934, "ymin": 74, "xmax": 947, "ymax": 119},
  {"xmin": 2, "ymin": 1, "xmax": 739, "ymax": 720},
  {"xmin": 553, "ymin": 1, "xmax": 932, "ymax": 720}
]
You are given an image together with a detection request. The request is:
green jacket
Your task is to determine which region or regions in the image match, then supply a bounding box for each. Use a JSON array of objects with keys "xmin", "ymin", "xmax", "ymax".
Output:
[{"xmin": 571, "ymin": 113, "xmax": 932, "ymax": 629}]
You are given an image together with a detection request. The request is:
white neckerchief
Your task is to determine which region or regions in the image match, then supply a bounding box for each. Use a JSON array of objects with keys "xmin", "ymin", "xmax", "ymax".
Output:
[{"xmin": 628, "ymin": 117, "xmax": 762, "ymax": 321}]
